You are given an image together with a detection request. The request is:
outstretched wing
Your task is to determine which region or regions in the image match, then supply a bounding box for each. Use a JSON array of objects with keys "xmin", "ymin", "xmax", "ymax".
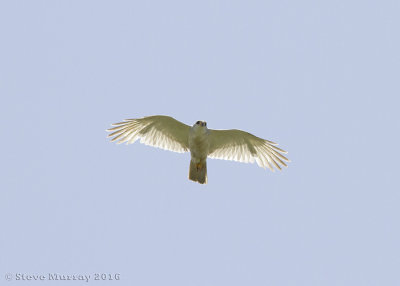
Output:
[
  {"xmin": 107, "ymin": 115, "xmax": 190, "ymax": 153},
  {"xmin": 208, "ymin": 129, "xmax": 289, "ymax": 171}
]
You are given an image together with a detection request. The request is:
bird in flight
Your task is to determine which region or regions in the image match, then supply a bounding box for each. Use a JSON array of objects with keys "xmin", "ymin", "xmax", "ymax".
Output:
[{"xmin": 107, "ymin": 115, "xmax": 289, "ymax": 184}]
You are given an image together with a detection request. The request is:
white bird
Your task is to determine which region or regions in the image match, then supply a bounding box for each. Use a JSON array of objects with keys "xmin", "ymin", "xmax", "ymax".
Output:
[{"xmin": 107, "ymin": 115, "xmax": 289, "ymax": 184}]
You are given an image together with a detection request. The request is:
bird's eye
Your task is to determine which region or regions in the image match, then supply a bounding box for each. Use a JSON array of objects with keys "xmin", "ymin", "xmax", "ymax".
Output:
[{"xmin": 196, "ymin": 121, "xmax": 200, "ymax": 125}]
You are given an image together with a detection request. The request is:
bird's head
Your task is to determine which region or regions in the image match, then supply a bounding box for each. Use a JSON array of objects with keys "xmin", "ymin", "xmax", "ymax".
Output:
[{"xmin": 193, "ymin": 120, "xmax": 207, "ymax": 128}]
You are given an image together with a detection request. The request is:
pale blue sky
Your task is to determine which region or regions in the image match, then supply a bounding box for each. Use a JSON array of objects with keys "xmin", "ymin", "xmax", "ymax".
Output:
[{"xmin": 1, "ymin": 1, "xmax": 399, "ymax": 285}]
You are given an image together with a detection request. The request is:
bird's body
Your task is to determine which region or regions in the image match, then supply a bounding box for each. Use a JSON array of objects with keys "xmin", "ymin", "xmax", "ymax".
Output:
[
  {"xmin": 189, "ymin": 121, "xmax": 210, "ymax": 162},
  {"xmin": 188, "ymin": 121, "xmax": 210, "ymax": 184},
  {"xmin": 107, "ymin": 115, "xmax": 289, "ymax": 184}
]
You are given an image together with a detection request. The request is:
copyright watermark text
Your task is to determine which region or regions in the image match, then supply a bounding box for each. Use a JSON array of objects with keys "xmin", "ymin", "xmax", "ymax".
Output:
[{"xmin": 5, "ymin": 273, "xmax": 120, "ymax": 282}]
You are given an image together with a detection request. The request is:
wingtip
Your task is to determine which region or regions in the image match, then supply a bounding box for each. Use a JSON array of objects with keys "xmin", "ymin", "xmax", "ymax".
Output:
[{"xmin": 111, "ymin": 121, "xmax": 128, "ymax": 126}]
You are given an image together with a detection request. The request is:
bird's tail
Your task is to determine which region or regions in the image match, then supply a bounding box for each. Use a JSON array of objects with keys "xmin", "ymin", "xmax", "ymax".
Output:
[{"xmin": 189, "ymin": 160, "xmax": 207, "ymax": 184}]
